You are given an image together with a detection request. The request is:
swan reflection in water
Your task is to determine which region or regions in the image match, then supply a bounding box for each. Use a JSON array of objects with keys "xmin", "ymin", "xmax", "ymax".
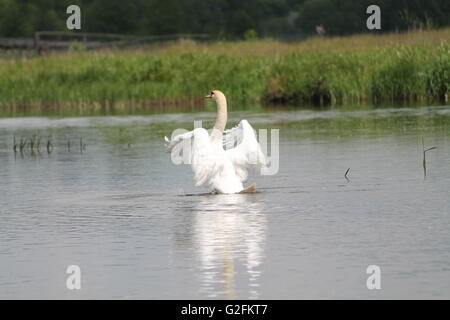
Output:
[{"xmin": 173, "ymin": 193, "xmax": 267, "ymax": 299}]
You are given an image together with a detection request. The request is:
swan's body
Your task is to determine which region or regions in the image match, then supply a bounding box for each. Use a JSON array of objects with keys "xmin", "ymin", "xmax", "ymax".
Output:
[{"xmin": 165, "ymin": 90, "xmax": 266, "ymax": 194}]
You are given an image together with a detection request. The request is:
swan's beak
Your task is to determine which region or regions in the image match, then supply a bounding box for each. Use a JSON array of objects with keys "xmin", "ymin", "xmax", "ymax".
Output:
[{"xmin": 205, "ymin": 94, "xmax": 213, "ymax": 99}]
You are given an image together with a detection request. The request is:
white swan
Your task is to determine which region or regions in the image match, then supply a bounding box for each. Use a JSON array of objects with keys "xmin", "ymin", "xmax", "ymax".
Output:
[{"xmin": 165, "ymin": 90, "xmax": 267, "ymax": 194}]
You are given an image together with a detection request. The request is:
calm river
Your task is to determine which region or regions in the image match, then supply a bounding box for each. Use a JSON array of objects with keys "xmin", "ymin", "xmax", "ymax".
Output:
[{"xmin": 0, "ymin": 105, "xmax": 449, "ymax": 299}]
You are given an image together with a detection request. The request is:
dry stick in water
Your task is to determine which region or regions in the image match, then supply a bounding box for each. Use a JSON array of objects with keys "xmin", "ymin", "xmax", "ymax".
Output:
[
  {"xmin": 29, "ymin": 135, "xmax": 35, "ymax": 151},
  {"xmin": 345, "ymin": 168, "xmax": 351, "ymax": 181},
  {"xmin": 47, "ymin": 137, "xmax": 52, "ymax": 154},
  {"xmin": 422, "ymin": 137, "xmax": 437, "ymax": 178},
  {"xmin": 19, "ymin": 138, "xmax": 26, "ymax": 153},
  {"xmin": 36, "ymin": 136, "xmax": 41, "ymax": 153},
  {"xmin": 79, "ymin": 137, "xmax": 87, "ymax": 153}
]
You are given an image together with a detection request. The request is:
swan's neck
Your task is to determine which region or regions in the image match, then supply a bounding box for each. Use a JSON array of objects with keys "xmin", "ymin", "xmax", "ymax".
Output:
[{"xmin": 213, "ymin": 95, "xmax": 227, "ymax": 134}]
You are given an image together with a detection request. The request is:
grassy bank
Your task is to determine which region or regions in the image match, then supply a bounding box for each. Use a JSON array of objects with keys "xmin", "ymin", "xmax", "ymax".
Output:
[{"xmin": 0, "ymin": 28, "xmax": 449, "ymax": 112}]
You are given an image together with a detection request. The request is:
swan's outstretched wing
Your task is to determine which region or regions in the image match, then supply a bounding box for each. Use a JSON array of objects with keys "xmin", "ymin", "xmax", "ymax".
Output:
[
  {"xmin": 165, "ymin": 130, "xmax": 194, "ymax": 164},
  {"xmin": 223, "ymin": 120, "xmax": 266, "ymax": 182},
  {"xmin": 165, "ymin": 128, "xmax": 216, "ymax": 187}
]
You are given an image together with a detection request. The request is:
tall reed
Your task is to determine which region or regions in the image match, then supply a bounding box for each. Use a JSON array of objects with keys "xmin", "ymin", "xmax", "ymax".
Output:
[{"xmin": 0, "ymin": 29, "xmax": 448, "ymax": 111}]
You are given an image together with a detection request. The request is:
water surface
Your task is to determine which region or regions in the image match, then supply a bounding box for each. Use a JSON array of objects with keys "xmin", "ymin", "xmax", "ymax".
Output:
[{"xmin": 0, "ymin": 106, "xmax": 449, "ymax": 299}]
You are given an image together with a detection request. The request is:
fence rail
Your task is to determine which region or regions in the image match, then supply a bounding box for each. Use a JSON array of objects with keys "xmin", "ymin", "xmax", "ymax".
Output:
[{"xmin": 0, "ymin": 32, "xmax": 209, "ymax": 51}]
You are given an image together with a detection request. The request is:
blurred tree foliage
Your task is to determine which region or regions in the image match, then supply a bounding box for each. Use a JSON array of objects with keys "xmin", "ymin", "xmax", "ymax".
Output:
[{"xmin": 0, "ymin": 0, "xmax": 448, "ymax": 38}]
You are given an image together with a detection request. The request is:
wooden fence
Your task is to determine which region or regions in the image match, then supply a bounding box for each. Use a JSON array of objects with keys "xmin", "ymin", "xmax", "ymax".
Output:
[{"xmin": 0, "ymin": 31, "xmax": 209, "ymax": 51}]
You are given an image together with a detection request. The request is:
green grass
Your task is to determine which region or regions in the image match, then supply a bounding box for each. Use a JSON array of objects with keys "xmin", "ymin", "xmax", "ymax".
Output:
[{"xmin": 0, "ymin": 28, "xmax": 449, "ymax": 113}]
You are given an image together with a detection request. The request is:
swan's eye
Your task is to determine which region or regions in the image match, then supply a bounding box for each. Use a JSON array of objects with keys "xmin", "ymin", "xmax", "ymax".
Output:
[{"xmin": 211, "ymin": 91, "xmax": 214, "ymax": 95}]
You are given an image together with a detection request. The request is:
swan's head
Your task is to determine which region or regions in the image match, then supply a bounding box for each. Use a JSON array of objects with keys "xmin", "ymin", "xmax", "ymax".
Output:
[{"xmin": 205, "ymin": 90, "xmax": 225, "ymax": 101}]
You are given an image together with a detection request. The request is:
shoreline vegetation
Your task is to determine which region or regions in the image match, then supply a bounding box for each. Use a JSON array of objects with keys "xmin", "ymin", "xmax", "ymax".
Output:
[{"xmin": 0, "ymin": 28, "xmax": 449, "ymax": 115}]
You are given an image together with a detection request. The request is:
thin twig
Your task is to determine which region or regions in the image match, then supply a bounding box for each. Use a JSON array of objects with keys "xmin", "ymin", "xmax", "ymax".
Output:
[
  {"xmin": 345, "ymin": 168, "xmax": 351, "ymax": 182},
  {"xmin": 422, "ymin": 137, "xmax": 436, "ymax": 178},
  {"xmin": 47, "ymin": 136, "xmax": 52, "ymax": 154}
]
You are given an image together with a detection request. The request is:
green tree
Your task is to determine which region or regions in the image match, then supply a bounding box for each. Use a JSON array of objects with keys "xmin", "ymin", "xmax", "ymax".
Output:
[
  {"xmin": 144, "ymin": 0, "xmax": 183, "ymax": 35},
  {"xmin": 230, "ymin": 10, "xmax": 256, "ymax": 38},
  {"xmin": 0, "ymin": 0, "xmax": 26, "ymax": 36},
  {"xmin": 0, "ymin": 0, "xmax": 449, "ymax": 39},
  {"xmin": 86, "ymin": 0, "xmax": 138, "ymax": 34}
]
